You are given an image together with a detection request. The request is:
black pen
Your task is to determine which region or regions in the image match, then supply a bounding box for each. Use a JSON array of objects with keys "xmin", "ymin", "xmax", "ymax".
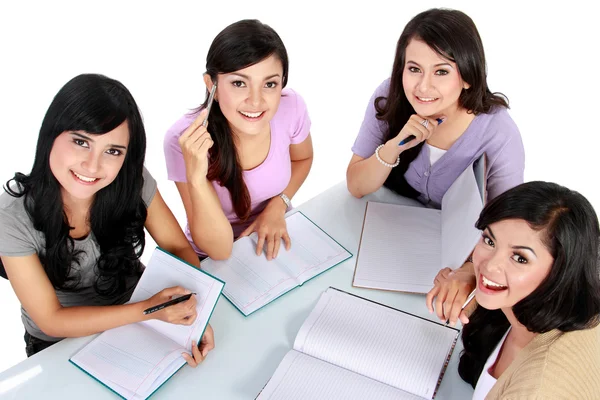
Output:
[{"xmin": 143, "ymin": 293, "xmax": 196, "ymax": 315}]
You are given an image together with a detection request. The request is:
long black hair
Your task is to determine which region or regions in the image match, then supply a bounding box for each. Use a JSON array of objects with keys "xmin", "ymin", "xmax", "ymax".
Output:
[
  {"xmin": 2, "ymin": 74, "xmax": 148, "ymax": 296},
  {"xmin": 199, "ymin": 19, "xmax": 288, "ymax": 221},
  {"xmin": 379, "ymin": 8, "xmax": 509, "ymax": 198},
  {"xmin": 458, "ymin": 181, "xmax": 600, "ymax": 387}
]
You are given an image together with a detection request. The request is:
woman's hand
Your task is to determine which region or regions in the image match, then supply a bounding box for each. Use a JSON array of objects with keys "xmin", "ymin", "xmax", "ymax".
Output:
[
  {"xmin": 182, "ymin": 324, "xmax": 215, "ymax": 367},
  {"xmin": 144, "ymin": 286, "xmax": 197, "ymax": 325},
  {"xmin": 375, "ymin": 114, "xmax": 440, "ymax": 167},
  {"xmin": 239, "ymin": 198, "xmax": 291, "ymax": 260},
  {"xmin": 178, "ymin": 109, "xmax": 213, "ymax": 185},
  {"xmin": 426, "ymin": 261, "xmax": 477, "ymax": 326}
]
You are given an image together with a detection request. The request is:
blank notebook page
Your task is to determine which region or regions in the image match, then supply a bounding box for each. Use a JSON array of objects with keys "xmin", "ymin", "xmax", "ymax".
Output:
[
  {"xmin": 353, "ymin": 202, "xmax": 441, "ymax": 293},
  {"xmin": 294, "ymin": 289, "xmax": 458, "ymax": 399},
  {"xmin": 257, "ymin": 350, "xmax": 421, "ymax": 400}
]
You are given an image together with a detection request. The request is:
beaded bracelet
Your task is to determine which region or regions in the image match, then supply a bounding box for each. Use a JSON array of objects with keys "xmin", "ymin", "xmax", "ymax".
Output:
[{"xmin": 375, "ymin": 144, "xmax": 400, "ymax": 168}]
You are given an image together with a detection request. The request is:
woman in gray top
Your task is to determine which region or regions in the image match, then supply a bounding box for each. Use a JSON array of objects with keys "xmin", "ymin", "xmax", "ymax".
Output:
[{"xmin": 0, "ymin": 74, "xmax": 212, "ymax": 367}]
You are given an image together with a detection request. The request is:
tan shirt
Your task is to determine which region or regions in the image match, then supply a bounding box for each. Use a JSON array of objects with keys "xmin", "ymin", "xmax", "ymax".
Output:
[{"xmin": 487, "ymin": 323, "xmax": 600, "ymax": 399}]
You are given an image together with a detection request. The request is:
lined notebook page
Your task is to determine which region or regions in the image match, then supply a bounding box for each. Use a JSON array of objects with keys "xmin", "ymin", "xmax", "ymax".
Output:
[
  {"xmin": 257, "ymin": 350, "xmax": 421, "ymax": 400},
  {"xmin": 202, "ymin": 212, "xmax": 351, "ymax": 316},
  {"xmin": 70, "ymin": 323, "xmax": 185, "ymax": 398},
  {"xmin": 353, "ymin": 202, "xmax": 441, "ymax": 293},
  {"xmin": 441, "ymin": 160, "xmax": 484, "ymax": 270},
  {"xmin": 294, "ymin": 289, "xmax": 458, "ymax": 399},
  {"xmin": 128, "ymin": 249, "xmax": 224, "ymax": 348}
]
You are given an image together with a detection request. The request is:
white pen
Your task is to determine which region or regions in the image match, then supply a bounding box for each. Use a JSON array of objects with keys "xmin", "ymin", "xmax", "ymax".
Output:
[
  {"xmin": 445, "ymin": 288, "xmax": 476, "ymax": 326},
  {"xmin": 201, "ymin": 83, "xmax": 217, "ymax": 127}
]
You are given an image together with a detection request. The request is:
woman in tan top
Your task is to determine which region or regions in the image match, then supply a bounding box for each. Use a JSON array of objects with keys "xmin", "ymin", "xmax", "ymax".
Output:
[{"xmin": 457, "ymin": 181, "xmax": 600, "ymax": 399}]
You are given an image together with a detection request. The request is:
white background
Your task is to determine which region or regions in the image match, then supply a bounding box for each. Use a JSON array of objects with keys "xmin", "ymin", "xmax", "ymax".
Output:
[{"xmin": 1, "ymin": 0, "xmax": 598, "ymax": 373}]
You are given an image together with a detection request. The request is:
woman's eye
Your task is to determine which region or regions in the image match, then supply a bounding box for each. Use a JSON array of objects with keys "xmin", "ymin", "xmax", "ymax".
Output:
[
  {"xmin": 435, "ymin": 70, "xmax": 449, "ymax": 76},
  {"xmin": 106, "ymin": 149, "xmax": 122, "ymax": 156},
  {"xmin": 232, "ymin": 81, "xmax": 246, "ymax": 88},
  {"xmin": 408, "ymin": 66, "xmax": 421, "ymax": 73},
  {"xmin": 265, "ymin": 82, "xmax": 278, "ymax": 89},
  {"xmin": 511, "ymin": 254, "xmax": 528, "ymax": 264},
  {"xmin": 483, "ymin": 236, "xmax": 495, "ymax": 247},
  {"xmin": 74, "ymin": 139, "xmax": 88, "ymax": 147}
]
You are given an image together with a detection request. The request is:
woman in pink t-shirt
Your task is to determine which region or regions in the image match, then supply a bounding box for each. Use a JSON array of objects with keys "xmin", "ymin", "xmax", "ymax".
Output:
[{"xmin": 164, "ymin": 19, "xmax": 313, "ymax": 261}]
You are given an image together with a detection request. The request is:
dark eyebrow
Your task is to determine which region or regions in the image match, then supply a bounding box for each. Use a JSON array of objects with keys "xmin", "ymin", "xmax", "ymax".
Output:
[
  {"xmin": 230, "ymin": 72, "xmax": 281, "ymax": 80},
  {"xmin": 512, "ymin": 245, "xmax": 537, "ymax": 257},
  {"xmin": 406, "ymin": 60, "xmax": 453, "ymax": 68},
  {"xmin": 487, "ymin": 226, "xmax": 537, "ymax": 256},
  {"xmin": 71, "ymin": 132, "xmax": 127, "ymax": 150}
]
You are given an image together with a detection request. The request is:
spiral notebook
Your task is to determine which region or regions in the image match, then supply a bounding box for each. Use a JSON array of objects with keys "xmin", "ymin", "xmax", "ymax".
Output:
[
  {"xmin": 69, "ymin": 247, "xmax": 224, "ymax": 400},
  {"xmin": 353, "ymin": 154, "xmax": 487, "ymax": 294},
  {"xmin": 257, "ymin": 287, "xmax": 459, "ymax": 400}
]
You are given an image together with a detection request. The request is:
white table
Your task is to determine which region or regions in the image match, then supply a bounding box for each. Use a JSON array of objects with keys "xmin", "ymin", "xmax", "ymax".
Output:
[{"xmin": 0, "ymin": 182, "xmax": 474, "ymax": 399}]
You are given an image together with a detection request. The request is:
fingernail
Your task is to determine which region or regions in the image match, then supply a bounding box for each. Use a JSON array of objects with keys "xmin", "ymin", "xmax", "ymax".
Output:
[{"xmin": 436, "ymin": 117, "xmax": 446, "ymax": 125}]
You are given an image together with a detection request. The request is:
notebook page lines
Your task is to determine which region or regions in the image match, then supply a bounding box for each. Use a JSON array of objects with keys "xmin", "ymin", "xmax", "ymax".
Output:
[
  {"xmin": 131, "ymin": 252, "xmax": 217, "ymax": 347},
  {"xmin": 295, "ymin": 290, "xmax": 457, "ymax": 399},
  {"xmin": 71, "ymin": 323, "xmax": 184, "ymax": 395},
  {"xmin": 202, "ymin": 213, "xmax": 350, "ymax": 314},
  {"xmin": 202, "ymin": 238, "xmax": 298, "ymax": 312},
  {"xmin": 354, "ymin": 203, "xmax": 441, "ymax": 290},
  {"xmin": 257, "ymin": 350, "xmax": 421, "ymax": 400}
]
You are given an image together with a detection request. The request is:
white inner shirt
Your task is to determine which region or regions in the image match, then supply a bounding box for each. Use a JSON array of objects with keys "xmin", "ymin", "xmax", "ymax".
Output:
[
  {"xmin": 427, "ymin": 143, "xmax": 447, "ymax": 165},
  {"xmin": 472, "ymin": 329, "xmax": 511, "ymax": 400}
]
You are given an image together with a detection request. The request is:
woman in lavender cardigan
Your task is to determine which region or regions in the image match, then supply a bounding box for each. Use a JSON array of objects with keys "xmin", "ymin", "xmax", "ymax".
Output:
[{"xmin": 346, "ymin": 8, "xmax": 525, "ymax": 326}]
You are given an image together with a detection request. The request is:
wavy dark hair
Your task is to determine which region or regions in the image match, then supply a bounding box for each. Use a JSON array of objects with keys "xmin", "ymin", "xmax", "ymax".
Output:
[
  {"xmin": 2, "ymin": 74, "xmax": 148, "ymax": 296},
  {"xmin": 458, "ymin": 181, "xmax": 600, "ymax": 387},
  {"xmin": 378, "ymin": 8, "xmax": 509, "ymax": 198},
  {"xmin": 197, "ymin": 19, "xmax": 288, "ymax": 220}
]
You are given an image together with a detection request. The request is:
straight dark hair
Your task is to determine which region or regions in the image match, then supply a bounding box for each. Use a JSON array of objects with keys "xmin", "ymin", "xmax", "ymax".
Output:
[
  {"xmin": 458, "ymin": 181, "xmax": 600, "ymax": 387},
  {"xmin": 378, "ymin": 8, "xmax": 509, "ymax": 198},
  {"xmin": 198, "ymin": 19, "xmax": 288, "ymax": 220},
  {"xmin": 2, "ymin": 74, "xmax": 148, "ymax": 296}
]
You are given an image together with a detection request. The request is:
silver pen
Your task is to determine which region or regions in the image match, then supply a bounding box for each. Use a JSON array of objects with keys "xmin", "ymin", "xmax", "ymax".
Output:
[
  {"xmin": 201, "ymin": 83, "xmax": 217, "ymax": 127},
  {"xmin": 445, "ymin": 289, "xmax": 476, "ymax": 326}
]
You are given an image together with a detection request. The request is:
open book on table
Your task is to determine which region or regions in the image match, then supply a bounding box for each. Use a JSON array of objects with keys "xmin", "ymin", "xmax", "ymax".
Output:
[
  {"xmin": 352, "ymin": 153, "xmax": 487, "ymax": 294},
  {"xmin": 202, "ymin": 211, "xmax": 352, "ymax": 316},
  {"xmin": 257, "ymin": 287, "xmax": 460, "ymax": 400},
  {"xmin": 69, "ymin": 247, "xmax": 224, "ymax": 400}
]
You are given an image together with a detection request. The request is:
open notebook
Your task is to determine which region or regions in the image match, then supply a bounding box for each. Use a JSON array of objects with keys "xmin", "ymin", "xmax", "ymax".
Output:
[
  {"xmin": 352, "ymin": 154, "xmax": 487, "ymax": 294},
  {"xmin": 257, "ymin": 287, "xmax": 459, "ymax": 400},
  {"xmin": 202, "ymin": 212, "xmax": 352, "ymax": 316},
  {"xmin": 70, "ymin": 247, "xmax": 224, "ymax": 400}
]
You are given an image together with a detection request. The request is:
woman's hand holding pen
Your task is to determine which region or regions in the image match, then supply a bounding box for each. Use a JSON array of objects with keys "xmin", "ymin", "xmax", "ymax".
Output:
[
  {"xmin": 144, "ymin": 288, "xmax": 215, "ymax": 368},
  {"xmin": 426, "ymin": 261, "xmax": 477, "ymax": 327},
  {"xmin": 179, "ymin": 109, "xmax": 213, "ymax": 185},
  {"xmin": 143, "ymin": 286, "xmax": 198, "ymax": 325},
  {"xmin": 378, "ymin": 114, "xmax": 442, "ymax": 166}
]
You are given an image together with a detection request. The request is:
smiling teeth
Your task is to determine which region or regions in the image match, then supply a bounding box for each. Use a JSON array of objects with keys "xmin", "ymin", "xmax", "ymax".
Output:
[
  {"xmin": 240, "ymin": 111, "xmax": 263, "ymax": 118},
  {"xmin": 482, "ymin": 276, "xmax": 507, "ymax": 289},
  {"xmin": 73, "ymin": 171, "xmax": 98, "ymax": 182},
  {"xmin": 418, "ymin": 97, "xmax": 437, "ymax": 101}
]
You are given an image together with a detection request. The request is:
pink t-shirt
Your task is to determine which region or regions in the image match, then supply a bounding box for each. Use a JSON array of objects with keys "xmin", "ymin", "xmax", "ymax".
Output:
[{"xmin": 163, "ymin": 88, "xmax": 311, "ymax": 255}]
